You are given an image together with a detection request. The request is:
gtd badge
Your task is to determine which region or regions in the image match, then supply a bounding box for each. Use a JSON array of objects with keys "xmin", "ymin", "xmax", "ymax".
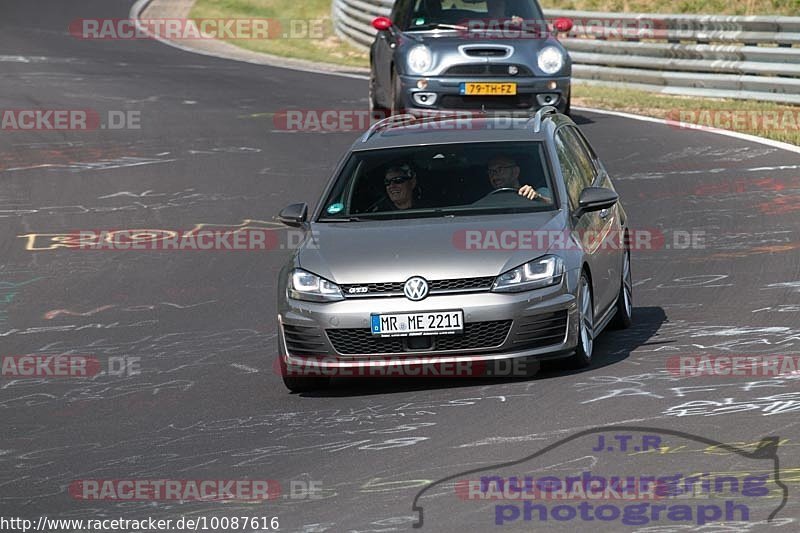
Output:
[
  {"xmin": 348, "ymin": 286, "xmax": 368, "ymax": 294},
  {"xmin": 404, "ymin": 277, "xmax": 429, "ymax": 301}
]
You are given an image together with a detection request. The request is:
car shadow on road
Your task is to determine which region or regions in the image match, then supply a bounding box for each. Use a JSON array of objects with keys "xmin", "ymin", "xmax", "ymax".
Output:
[
  {"xmin": 540, "ymin": 305, "xmax": 669, "ymax": 377},
  {"xmin": 298, "ymin": 306, "xmax": 668, "ymax": 397}
]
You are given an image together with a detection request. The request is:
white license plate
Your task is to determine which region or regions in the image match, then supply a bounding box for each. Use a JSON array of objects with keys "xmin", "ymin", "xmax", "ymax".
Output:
[{"xmin": 371, "ymin": 310, "xmax": 464, "ymax": 337}]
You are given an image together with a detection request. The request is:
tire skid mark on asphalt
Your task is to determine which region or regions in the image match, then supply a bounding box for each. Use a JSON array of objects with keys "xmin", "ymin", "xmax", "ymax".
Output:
[
  {"xmin": 0, "ymin": 320, "xmax": 159, "ymax": 338},
  {"xmin": 454, "ymin": 415, "xmax": 663, "ymax": 448},
  {"xmin": 0, "ymin": 328, "xmax": 278, "ymax": 412},
  {"xmin": 0, "ymin": 190, "xmax": 263, "ymax": 218},
  {"xmin": 571, "ymin": 368, "xmax": 800, "ymax": 420},
  {"xmin": 0, "ymin": 395, "xmax": 555, "ymax": 506},
  {"xmin": 0, "ymin": 143, "xmax": 263, "ymax": 176},
  {"xmin": 42, "ymin": 300, "xmax": 217, "ymax": 320},
  {"xmin": 635, "ymin": 321, "xmax": 800, "ymax": 352}
]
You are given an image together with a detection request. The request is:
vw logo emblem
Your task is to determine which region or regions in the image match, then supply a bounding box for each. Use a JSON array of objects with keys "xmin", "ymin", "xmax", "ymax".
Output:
[{"xmin": 404, "ymin": 277, "xmax": 429, "ymax": 301}]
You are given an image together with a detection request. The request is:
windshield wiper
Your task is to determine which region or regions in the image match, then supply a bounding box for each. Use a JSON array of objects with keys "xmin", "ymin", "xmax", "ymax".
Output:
[{"xmin": 411, "ymin": 23, "xmax": 469, "ymax": 31}]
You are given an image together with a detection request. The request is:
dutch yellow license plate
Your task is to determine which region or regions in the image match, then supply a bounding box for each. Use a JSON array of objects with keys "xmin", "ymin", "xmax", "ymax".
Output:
[{"xmin": 461, "ymin": 82, "xmax": 517, "ymax": 95}]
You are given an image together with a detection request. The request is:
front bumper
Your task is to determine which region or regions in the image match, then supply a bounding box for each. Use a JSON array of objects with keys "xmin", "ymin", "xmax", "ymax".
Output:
[
  {"xmin": 398, "ymin": 74, "xmax": 570, "ymax": 113},
  {"xmin": 278, "ymin": 270, "xmax": 581, "ymax": 371}
]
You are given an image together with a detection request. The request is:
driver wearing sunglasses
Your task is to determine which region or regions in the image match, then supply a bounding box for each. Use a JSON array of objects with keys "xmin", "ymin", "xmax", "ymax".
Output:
[
  {"xmin": 371, "ymin": 163, "xmax": 422, "ymax": 211},
  {"xmin": 487, "ymin": 155, "xmax": 552, "ymax": 204}
]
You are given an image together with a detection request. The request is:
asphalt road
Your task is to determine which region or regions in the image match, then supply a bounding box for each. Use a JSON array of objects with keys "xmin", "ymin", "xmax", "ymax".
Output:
[{"xmin": 1, "ymin": 1, "xmax": 799, "ymax": 532}]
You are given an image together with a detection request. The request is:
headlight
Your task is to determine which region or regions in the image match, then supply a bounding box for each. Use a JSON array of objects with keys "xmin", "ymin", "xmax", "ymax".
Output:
[
  {"xmin": 537, "ymin": 46, "xmax": 564, "ymax": 74},
  {"xmin": 288, "ymin": 269, "xmax": 344, "ymax": 302},
  {"xmin": 407, "ymin": 45, "xmax": 433, "ymax": 74},
  {"xmin": 492, "ymin": 255, "xmax": 564, "ymax": 293}
]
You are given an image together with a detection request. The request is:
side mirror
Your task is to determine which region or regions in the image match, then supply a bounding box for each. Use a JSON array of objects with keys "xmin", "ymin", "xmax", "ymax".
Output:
[
  {"xmin": 278, "ymin": 203, "xmax": 308, "ymax": 227},
  {"xmin": 372, "ymin": 17, "xmax": 393, "ymax": 31},
  {"xmin": 574, "ymin": 187, "xmax": 618, "ymax": 219},
  {"xmin": 553, "ymin": 17, "xmax": 573, "ymax": 34}
]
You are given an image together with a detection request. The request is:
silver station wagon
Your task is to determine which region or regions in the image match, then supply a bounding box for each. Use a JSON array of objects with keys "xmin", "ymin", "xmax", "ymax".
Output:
[{"xmin": 276, "ymin": 108, "xmax": 632, "ymax": 392}]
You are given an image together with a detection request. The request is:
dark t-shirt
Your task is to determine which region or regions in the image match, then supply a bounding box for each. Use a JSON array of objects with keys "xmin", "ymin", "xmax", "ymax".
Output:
[{"xmin": 369, "ymin": 194, "xmax": 430, "ymax": 212}]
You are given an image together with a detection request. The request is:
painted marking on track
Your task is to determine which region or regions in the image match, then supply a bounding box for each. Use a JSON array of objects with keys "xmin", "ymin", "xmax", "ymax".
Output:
[
  {"xmin": 230, "ymin": 363, "xmax": 259, "ymax": 373},
  {"xmin": 44, "ymin": 305, "xmax": 115, "ymax": 320}
]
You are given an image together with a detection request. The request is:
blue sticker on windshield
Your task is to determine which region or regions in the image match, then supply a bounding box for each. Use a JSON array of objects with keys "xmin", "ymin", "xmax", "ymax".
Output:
[
  {"xmin": 327, "ymin": 203, "xmax": 344, "ymax": 214},
  {"xmin": 414, "ymin": 18, "xmax": 425, "ymax": 25}
]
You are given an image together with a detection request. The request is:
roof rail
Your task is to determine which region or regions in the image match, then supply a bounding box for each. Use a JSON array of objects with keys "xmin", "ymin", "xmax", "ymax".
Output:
[
  {"xmin": 527, "ymin": 106, "xmax": 558, "ymax": 133},
  {"xmin": 360, "ymin": 113, "xmax": 417, "ymax": 143}
]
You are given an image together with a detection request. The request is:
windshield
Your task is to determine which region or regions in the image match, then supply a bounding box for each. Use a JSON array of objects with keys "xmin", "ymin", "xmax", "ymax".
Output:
[
  {"xmin": 399, "ymin": 0, "xmax": 545, "ymax": 31},
  {"xmin": 317, "ymin": 141, "xmax": 556, "ymax": 221}
]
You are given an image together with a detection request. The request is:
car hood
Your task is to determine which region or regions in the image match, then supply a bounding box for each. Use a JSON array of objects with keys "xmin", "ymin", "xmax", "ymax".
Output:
[{"xmin": 298, "ymin": 211, "xmax": 567, "ymax": 284}]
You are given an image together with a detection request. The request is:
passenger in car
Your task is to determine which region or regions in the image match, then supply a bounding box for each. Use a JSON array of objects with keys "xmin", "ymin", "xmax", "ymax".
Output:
[{"xmin": 487, "ymin": 155, "xmax": 553, "ymax": 203}]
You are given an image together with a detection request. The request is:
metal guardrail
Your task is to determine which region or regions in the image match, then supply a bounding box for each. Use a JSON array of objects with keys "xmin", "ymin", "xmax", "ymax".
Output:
[{"xmin": 331, "ymin": 0, "xmax": 800, "ymax": 104}]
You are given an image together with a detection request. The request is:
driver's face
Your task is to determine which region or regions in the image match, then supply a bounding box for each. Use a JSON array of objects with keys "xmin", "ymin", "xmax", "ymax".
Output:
[
  {"xmin": 487, "ymin": 160, "xmax": 519, "ymax": 189},
  {"xmin": 385, "ymin": 169, "xmax": 416, "ymax": 208}
]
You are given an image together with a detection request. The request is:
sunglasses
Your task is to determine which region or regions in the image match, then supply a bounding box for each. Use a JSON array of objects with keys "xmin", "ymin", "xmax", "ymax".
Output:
[
  {"xmin": 384, "ymin": 175, "xmax": 413, "ymax": 186},
  {"xmin": 487, "ymin": 164, "xmax": 516, "ymax": 177}
]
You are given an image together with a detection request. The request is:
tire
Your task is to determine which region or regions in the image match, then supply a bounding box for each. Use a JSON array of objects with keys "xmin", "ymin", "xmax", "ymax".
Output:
[
  {"xmin": 390, "ymin": 70, "xmax": 404, "ymax": 116},
  {"xmin": 610, "ymin": 248, "xmax": 633, "ymax": 329},
  {"xmin": 369, "ymin": 68, "xmax": 389, "ymax": 118},
  {"xmin": 565, "ymin": 273, "xmax": 594, "ymax": 369},
  {"xmin": 561, "ymin": 87, "xmax": 571, "ymax": 116}
]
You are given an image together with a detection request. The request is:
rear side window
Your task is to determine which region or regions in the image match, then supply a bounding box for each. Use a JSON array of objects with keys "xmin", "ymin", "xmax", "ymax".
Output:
[{"xmin": 555, "ymin": 127, "xmax": 596, "ymax": 210}]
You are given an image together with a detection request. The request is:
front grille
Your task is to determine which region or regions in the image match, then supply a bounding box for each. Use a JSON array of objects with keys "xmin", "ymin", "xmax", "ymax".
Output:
[
  {"xmin": 341, "ymin": 281, "xmax": 404, "ymax": 296},
  {"xmin": 431, "ymin": 277, "xmax": 495, "ymax": 292},
  {"xmin": 440, "ymin": 94, "xmax": 536, "ymax": 110},
  {"xmin": 340, "ymin": 276, "xmax": 494, "ymax": 298},
  {"xmin": 434, "ymin": 320, "xmax": 512, "ymax": 350},
  {"xmin": 326, "ymin": 329, "xmax": 406, "ymax": 355},
  {"xmin": 443, "ymin": 64, "xmax": 533, "ymax": 77},
  {"xmin": 463, "ymin": 47, "xmax": 509, "ymax": 57},
  {"xmin": 283, "ymin": 324, "xmax": 329, "ymax": 356},
  {"xmin": 510, "ymin": 311, "xmax": 569, "ymax": 349},
  {"xmin": 326, "ymin": 320, "xmax": 512, "ymax": 355}
]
